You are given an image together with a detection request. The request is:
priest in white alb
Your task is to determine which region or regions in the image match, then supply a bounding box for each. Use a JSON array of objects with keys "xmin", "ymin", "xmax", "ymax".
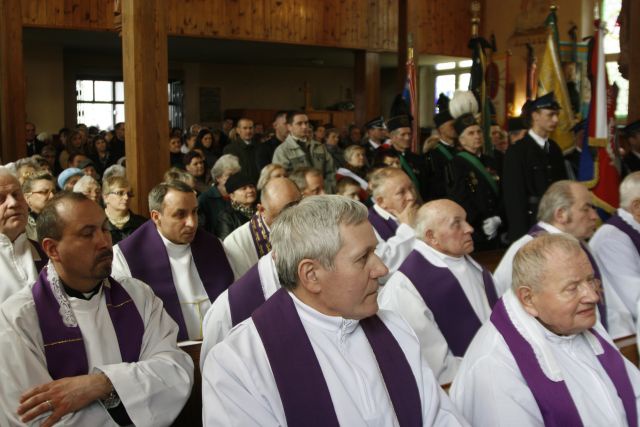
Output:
[
  {"xmin": 0, "ymin": 192, "xmax": 193, "ymax": 426},
  {"xmin": 223, "ymin": 177, "xmax": 300, "ymax": 277},
  {"xmin": 379, "ymin": 199, "xmax": 498, "ymax": 385},
  {"xmin": 202, "ymin": 195, "xmax": 468, "ymax": 426},
  {"xmin": 0, "ymin": 168, "xmax": 48, "ymax": 303},
  {"xmin": 450, "ymin": 233, "xmax": 640, "ymax": 426},
  {"xmin": 111, "ymin": 181, "xmax": 235, "ymax": 341}
]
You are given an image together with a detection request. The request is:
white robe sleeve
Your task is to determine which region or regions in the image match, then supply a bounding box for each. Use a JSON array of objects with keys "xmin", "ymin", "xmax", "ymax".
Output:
[
  {"xmin": 374, "ymin": 223, "xmax": 415, "ymax": 283},
  {"xmin": 200, "ymin": 289, "xmax": 233, "ymax": 371},
  {"xmin": 96, "ymin": 280, "xmax": 194, "ymax": 427},
  {"xmin": 110, "ymin": 244, "xmax": 133, "ymax": 280},
  {"xmin": 223, "ymin": 225, "xmax": 258, "ymax": 279},
  {"xmin": 379, "ymin": 272, "xmax": 460, "ymax": 385}
]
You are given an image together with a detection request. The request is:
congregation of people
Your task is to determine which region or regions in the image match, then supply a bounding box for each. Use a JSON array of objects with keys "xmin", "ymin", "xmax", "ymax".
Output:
[{"xmin": 2, "ymin": 89, "xmax": 640, "ymax": 426}]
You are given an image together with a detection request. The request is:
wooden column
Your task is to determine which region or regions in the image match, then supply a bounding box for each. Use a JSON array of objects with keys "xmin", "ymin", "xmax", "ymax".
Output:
[
  {"xmin": 627, "ymin": 0, "xmax": 640, "ymax": 121},
  {"xmin": 354, "ymin": 51, "xmax": 381, "ymax": 127},
  {"xmin": 396, "ymin": 0, "xmax": 408, "ymax": 91},
  {"xmin": 0, "ymin": 0, "xmax": 26, "ymax": 162},
  {"xmin": 121, "ymin": 0, "xmax": 169, "ymax": 215}
]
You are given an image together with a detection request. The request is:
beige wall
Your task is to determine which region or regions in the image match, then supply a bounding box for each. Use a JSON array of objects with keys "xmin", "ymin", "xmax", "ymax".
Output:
[
  {"xmin": 24, "ymin": 42, "xmax": 64, "ymax": 135},
  {"xmin": 482, "ymin": 0, "xmax": 595, "ymax": 114}
]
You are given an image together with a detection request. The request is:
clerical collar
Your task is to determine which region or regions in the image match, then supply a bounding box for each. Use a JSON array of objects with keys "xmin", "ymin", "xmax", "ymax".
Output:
[
  {"xmin": 528, "ymin": 129, "xmax": 547, "ymax": 149},
  {"xmin": 62, "ymin": 280, "xmax": 102, "ymax": 300}
]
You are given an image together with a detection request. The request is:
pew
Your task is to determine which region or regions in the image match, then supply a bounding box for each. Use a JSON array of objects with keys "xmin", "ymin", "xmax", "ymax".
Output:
[
  {"xmin": 173, "ymin": 341, "xmax": 203, "ymax": 427},
  {"xmin": 614, "ymin": 334, "xmax": 639, "ymax": 367}
]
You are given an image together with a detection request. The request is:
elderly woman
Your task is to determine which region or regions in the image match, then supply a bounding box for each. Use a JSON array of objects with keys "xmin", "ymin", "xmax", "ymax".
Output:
[
  {"xmin": 256, "ymin": 163, "xmax": 286, "ymax": 192},
  {"xmin": 215, "ymin": 173, "xmax": 257, "ymax": 239},
  {"xmin": 197, "ymin": 154, "xmax": 241, "ymax": 234},
  {"xmin": 102, "ymin": 175, "xmax": 146, "ymax": 244},
  {"xmin": 73, "ymin": 175, "xmax": 102, "ymax": 204},
  {"xmin": 447, "ymin": 112, "xmax": 503, "ymax": 250}
]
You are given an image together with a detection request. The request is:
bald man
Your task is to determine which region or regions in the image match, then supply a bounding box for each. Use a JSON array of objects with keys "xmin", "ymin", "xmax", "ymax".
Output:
[
  {"xmin": 379, "ymin": 199, "xmax": 499, "ymax": 385},
  {"xmin": 223, "ymin": 177, "xmax": 301, "ymax": 277}
]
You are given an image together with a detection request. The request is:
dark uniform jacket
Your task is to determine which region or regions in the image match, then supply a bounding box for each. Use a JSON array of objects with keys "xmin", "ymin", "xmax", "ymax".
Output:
[
  {"xmin": 448, "ymin": 151, "xmax": 502, "ymax": 250},
  {"xmin": 623, "ymin": 152, "xmax": 640, "ymax": 175},
  {"xmin": 425, "ymin": 141, "xmax": 456, "ymax": 201},
  {"xmin": 502, "ymin": 133, "xmax": 567, "ymax": 242}
]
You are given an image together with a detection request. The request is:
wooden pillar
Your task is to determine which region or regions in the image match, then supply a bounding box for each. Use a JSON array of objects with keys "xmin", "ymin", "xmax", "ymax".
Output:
[
  {"xmin": 397, "ymin": 0, "xmax": 408, "ymax": 91},
  {"xmin": 0, "ymin": 0, "xmax": 26, "ymax": 162},
  {"xmin": 121, "ymin": 0, "xmax": 169, "ymax": 215},
  {"xmin": 354, "ymin": 51, "xmax": 380, "ymax": 127},
  {"xmin": 627, "ymin": 0, "xmax": 640, "ymax": 121}
]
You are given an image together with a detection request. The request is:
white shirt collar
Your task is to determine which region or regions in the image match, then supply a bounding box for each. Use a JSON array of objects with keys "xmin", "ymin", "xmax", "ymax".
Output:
[
  {"xmin": 439, "ymin": 139, "xmax": 453, "ymax": 147},
  {"xmin": 369, "ymin": 139, "xmax": 381, "ymax": 149},
  {"xmin": 158, "ymin": 228, "xmax": 191, "ymax": 256},
  {"xmin": 528, "ymin": 129, "xmax": 547, "ymax": 149},
  {"xmin": 538, "ymin": 221, "xmax": 564, "ymax": 234},
  {"xmin": 372, "ymin": 204, "xmax": 397, "ymax": 222},
  {"xmin": 290, "ymin": 290, "xmax": 360, "ymax": 336}
]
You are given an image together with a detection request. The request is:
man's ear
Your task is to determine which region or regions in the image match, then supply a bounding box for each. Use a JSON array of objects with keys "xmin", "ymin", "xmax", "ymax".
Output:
[
  {"xmin": 150, "ymin": 210, "xmax": 161, "ymax": 226},
  {"xmin": 424, "ymin": 229, "xmax": 436, "ymax": 246},
  {"xmin": 41, "ymin": 238, "xmax": 60, "ymax": 262},
  {"xmin": 297, "ymin": 259, "xmax": 322, "ymax": 294},
  {"xmin": 516, "ymin": 286, "xmax": 539, "ymax": 317},
  {"xmin": 553, "ymin": 206, "xmax": 569, "ymax": 226}
]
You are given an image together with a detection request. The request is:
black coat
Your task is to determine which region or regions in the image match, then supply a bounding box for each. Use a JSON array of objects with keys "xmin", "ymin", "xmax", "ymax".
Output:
[
  {"xmin": 255, "ymin": 136, "xmax": 282, "ymax": 171},
  {"xmin": 623, "ymin": 152, "xmax": 640, "ymax": 175},
  {"xmin": 380, "ymin": 146, "xmax": 429, "ymax": 201},
  {"xmin": 107, "ymin": 212, "xmax": 147, "ymax": 245},
  {"xmin": 425, "ymin": 141, "xmax": 456, "ymax": 201},
  {"xmin": 223, "ymin": 138, "xmax": 260, "ymax": 185},
  {"xmin": 448, "ymin": 152, "xmax": 502, "ymax": 250},
  {"xmin": 197, "ymin": 186, "xmax": 230, "ymax": 235},
  {"xmin": 502, "ymin": 134, "xmax": 567, "ymax": 242},
  {"xmin": 215, "ymin": 205, "xmax": 252, "ymax": 240}
]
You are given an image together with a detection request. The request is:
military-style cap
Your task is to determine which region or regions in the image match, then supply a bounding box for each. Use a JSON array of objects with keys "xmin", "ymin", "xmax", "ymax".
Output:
[
  {"xmin": 623, "ymin": 120, "xmax": 640, "ymax": 137},
  {"xmin": 531, "ymin": 92, "xmax": 561, "ymax": 111},
  {"xmin": 453, "ymin": 113, "xmax": 478, "ymax": 136},
  {"xmin": 434, "ymin": 93, "xmax": 454, "ymax": 128},
  {"xmin": 365, "ymin": 116, "xmax": 387, "ymax": 130},
  {"xmin": 386, "ymin": 115, "xmax": 412, "ymax": 132}
]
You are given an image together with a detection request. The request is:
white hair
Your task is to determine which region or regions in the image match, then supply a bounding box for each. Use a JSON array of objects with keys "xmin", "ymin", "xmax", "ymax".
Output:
[
  {"xmin": 369, "ymin": 167, "xmax": 408, "ymax": 200},
  {"xmin": 211, "ymin": 154, "xmax": 241, "ymax": 181},
  {"xmin": 102, "ymin": 164, "xmax": 126, "ymax": 184},
  {"xmin": 537, "ymin": 180, "xmax": 576, "ymax": 223},
  {"xmin": 73, "ymin": 175, "xmax": 100, "ymax": 193},
  {"xmin": 620, "ymin": 172, "xmax": 640, "ymax": 210},
  {"xmin": 270, "ymin": 195, "xmax": 368, "ymax": 289}
]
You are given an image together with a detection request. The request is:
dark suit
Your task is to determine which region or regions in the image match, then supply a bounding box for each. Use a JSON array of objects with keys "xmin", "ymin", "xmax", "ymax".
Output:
[
  {"xmin": 223, "ymin": 138, "xmax": 260, "ymax": 185},
  {"xmin": 623, "ymin": 152, "xmax": 640, "ymax": 175},
  {"xmin": 503, "ymin": 133, "xmax": 567, "ymax": 242},
  {"xmin": 255, "ymin": 136, "xmax": 282, "ymax": 171},
  {"xmin": 425, "ymin": 141, "xmax": 456, "ymax": 200}
]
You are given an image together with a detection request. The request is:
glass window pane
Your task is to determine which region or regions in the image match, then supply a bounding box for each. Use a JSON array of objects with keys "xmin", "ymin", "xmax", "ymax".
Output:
[
  {"xmin": 115, "ymin": 103, "xmax": 125, "ymax": 124},
  {"xmin": 94, "ymin": 81, "xmax": 113, "ymax": 102},
  {"xmin": 115, "ymin": 82, "xmax": 124, "ymax": 102},
  {"xmin": 435, "ymin": 74, "xmax": 457, "ymax": 111},
  {"xmin": 606, "ymin": 61, "xmax": 628, "ymax": 118},
  {"xmin": 77, "ymin": 103, "xmax": 113, "ymax": 130},
  {"xmin": 603, "ymin": 0, "xmax": 622, "ymax": 54},
  {"xmin": 458, "ymin": 60, "xmax": 473, "ymax": 68},
  {"xmin": 76, "ymin": 80, "xmax": 94, "ymax": 101},
  {"xmin": 458, "ymin": 73, "xmax": 471, "ymax": 90},
  {"xmin": 435, "ymin": 62, "xmax": 456, "ymax": 71}
]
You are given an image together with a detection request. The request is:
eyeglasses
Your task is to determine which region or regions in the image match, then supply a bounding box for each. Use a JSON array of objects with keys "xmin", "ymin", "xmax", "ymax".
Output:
[
  {"xmin": 108, "ymin": 191, "xmax": 134, "ymax": 198},
  {"xmin": 29, "ymin": 189, "xmax": 55, "ymax": 197}
]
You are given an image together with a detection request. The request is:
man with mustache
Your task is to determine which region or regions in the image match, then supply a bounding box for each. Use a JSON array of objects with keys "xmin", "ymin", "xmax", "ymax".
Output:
[
  {"xmin": 0, "ymin": 167, "xmax": 48, "ymax": 303},
  {"xmin": 0, "ymin": 192, "xmax": 193, "ymax": 426},
  {"xmin": 451, "ymin": 234, "xmax": 640, "ymax": 426},
  {"xmin": 379, "ymin": 199, "xmax": 499, "ymax": 385},
  {"xmin": 112, "ymin": 181, "xmax": 234, "ymax": 341}
]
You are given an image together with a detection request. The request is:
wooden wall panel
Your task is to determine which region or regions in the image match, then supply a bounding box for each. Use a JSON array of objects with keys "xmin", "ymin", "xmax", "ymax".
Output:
[
  {"xmin": 414, "ymin": 0, "xmax": 473, "ymax": 57},
  {"xmin": 21, "ymin": 0, "xmax": 399, "ymax": 52}
]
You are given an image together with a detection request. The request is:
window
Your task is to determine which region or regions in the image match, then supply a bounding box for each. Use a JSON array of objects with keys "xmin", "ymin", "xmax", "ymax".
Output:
[
  {"xmin": 76, "ymin": 79, "xmax": 184, "ymax": 130},
  {"xmin": 432, "ymin": 60, "xmax": 472, "ymax": 115},
  {"xmin": 602, "ymin": 0, "xmax": 627, "ymax": 119}
]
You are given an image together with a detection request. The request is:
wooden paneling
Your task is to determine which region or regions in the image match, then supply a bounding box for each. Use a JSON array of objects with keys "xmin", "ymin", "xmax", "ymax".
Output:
[
  {"xmin": 121, "ymin": 0, "xmax": 169, "ymax": 215},
  {"xmin": 413, "ymin": 0, "xmax": 473, "ymax": 58},
  {"xmin": 354, "ymin": 51, "xmax": 380, "ymax": 127},
  {"xmin": 21, "ymin": 0, "xmax": 398, "ymax": 51},
  {"xmin": 1, "ymin": 0, "xmax": 27, "ymax": 162}
]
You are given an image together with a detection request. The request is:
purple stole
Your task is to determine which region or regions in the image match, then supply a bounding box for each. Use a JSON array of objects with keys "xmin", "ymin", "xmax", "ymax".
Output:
[
  {"xmin": 252, "ymin": 289, "xmax": 422, "ymax": 426},
  {"xmin": 398, "ymin": 250, "xmax": 498, "ymax": 357},
  {"xmin": 607, "ymin": 213, "xmax": 640, "ymax": 256},
  {"xmin": 228, "ymin": 263, "xmax": 265, "ymax": 326},
  {"xmin": 31, "ymin": 267, "xmax": 144, "ymax": 380},
  {"xmin": 368, "ymin": 206, "xmax": 398, "ymax": 241},
  {"xmin": 118, "ymin": 220, "xmax": 234, "ymax": 341},
  {"xmin": 28, "ymin": 238, "xmax": 48, "ymax": 272},
  {"xmin": 527, "ymin": 224, "xmax": 608, "ymax": 330},
  {"xmin": 249, "ymin": 214, "xmax": 271, "ymax": 258},
  {"xmin": 491, "ymin": 298, "xmax": 637, "ymax": 427}
]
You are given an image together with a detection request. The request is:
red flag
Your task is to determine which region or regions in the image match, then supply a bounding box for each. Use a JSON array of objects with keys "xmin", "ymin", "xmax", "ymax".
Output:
[{"xmin": 403, "ymin": 55, "xmax": 419, "ymax": 152}]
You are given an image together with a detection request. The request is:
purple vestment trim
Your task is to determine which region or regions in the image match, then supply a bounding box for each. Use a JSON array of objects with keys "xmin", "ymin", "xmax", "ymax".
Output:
[
  {"xmin": 398, "ymin": 250, "xmax": 497, "ymax": 357},
  {"xmin": 228, "ymin": 263, "xmax": 264, "ymax": 326},
  {"xmin": 526, "ymin": 224, "xmax": 608, "ymax": 330},
  {"xmin": 118, "ymin": 220, "xmax": 234, "ymax": 341},
  {"xmin": 607, "ymin": 214, "xmax": 640, "ymax": 256},
  {"xmin": 491, "ymin": 298, "xmax": 637, "ymax": 427},
  {"xmin": 249, "ymin": 213, "xmax": 271, "ymax": 259},
  {"xmin": 252, "ymin": 288, "xmax": 422, "ymax": 426},
  {"xmin": 32, "ymin": 267, "xmax": 143, "ymax": 380},
  {"xmin": 368, "ymin": 207, "xmax": 398, "ymax": 241}
]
